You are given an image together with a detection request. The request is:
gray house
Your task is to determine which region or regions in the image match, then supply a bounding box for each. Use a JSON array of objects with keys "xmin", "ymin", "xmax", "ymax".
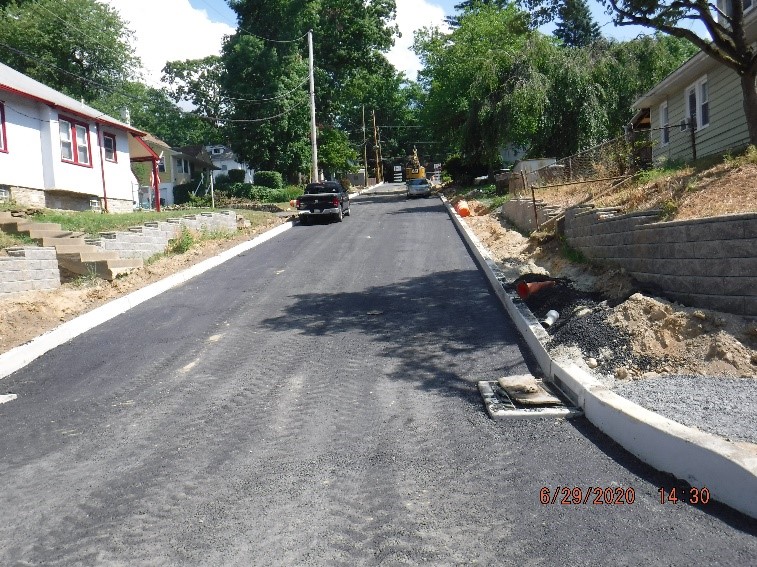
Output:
[{"xmin": 633, "ymin": 1, "xmax": 755, "ymax": 163}]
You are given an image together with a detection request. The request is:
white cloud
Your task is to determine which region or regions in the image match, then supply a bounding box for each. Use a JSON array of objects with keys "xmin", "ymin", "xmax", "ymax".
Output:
[
  {"xmin": 103, "ymin": 0, "xmax": 234, "ymax": 87},
  {"xmin": 386, "ymin": 0, "xmax": 448, "ymax": 81}
]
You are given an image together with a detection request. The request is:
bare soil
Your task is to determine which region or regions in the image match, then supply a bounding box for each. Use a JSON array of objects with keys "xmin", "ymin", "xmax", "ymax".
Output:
[
  {"xmin": 518, "ymin": 161, "xmax": 757, "ymax": 220},
  {"xmin": 0, "ymin": 217, "xmax": 284, "ymax": 355},
  {"xmin": 463, "ymin": 181, "xmax": 757, "ymax": 379}
]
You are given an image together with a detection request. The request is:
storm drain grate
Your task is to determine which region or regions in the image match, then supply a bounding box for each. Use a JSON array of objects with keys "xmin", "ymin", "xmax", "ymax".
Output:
[{"xmin": 478, "ymin": 381, "xmax": 582, "ymax": 420}]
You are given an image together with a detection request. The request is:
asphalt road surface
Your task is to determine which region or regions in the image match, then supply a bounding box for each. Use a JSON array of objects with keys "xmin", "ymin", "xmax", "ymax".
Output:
[{"xmin": 1, "ymin": 184, "xmax": 755, "ymax": 566}]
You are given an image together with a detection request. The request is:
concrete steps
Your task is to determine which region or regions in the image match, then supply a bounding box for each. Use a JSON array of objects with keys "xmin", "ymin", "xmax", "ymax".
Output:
[
  {"xmin": 0, "ymin": 214, "xmax": 143, "ymax": 281},
  {"xmin": 57, "ymin": 255, "xmax": 143, "ymax": 280}
]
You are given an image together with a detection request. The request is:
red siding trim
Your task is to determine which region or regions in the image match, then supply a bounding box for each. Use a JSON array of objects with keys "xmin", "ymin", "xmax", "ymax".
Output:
[
  {"xmin": 0, "ymin": 102, "xmax": 7, "ymax": 154},
  {"xmin": 59, "ymin": 114, "xmax": 93, "ymax": 168}
]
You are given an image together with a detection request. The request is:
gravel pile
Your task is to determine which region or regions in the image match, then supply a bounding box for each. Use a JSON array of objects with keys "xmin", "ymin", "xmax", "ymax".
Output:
[
  {"xmin": 511, "ymin": 275, "xmax": 666, "ymax": 374},
  {"xmin": 614, "ymin": 375, "xmax": 757, "ymax": 444}
]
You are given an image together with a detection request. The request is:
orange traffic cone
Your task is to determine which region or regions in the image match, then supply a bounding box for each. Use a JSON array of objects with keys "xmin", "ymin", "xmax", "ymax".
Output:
[
  {"xmin": 516, "ymin": 280, "xmax": 556, "ymax": 299},
  {"xmin": 456, "ymin": 200, "xmax": 470, "ymax": 217}
]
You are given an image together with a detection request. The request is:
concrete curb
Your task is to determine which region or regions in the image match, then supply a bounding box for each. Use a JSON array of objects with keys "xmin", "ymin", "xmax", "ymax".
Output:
[
  {"xmin": 0, "ymin": 221, "xmax": 293, "ymax": 381},
  {"xmin": 441, "ymin": 195, "xmax": 757, "ymax": 519}
]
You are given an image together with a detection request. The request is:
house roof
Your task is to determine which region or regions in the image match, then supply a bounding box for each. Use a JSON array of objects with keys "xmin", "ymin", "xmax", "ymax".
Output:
[
  {"xmin": 174, "ymin": 145, "xmax": 218, "ymax": 169},
  {"xmin": 0, "ymin": 61, "xmax": 146, "ymax": 136},
  {"xmin": 141, "ymin": 133, "xmax": 172, "ymax": 151},
  {"xmin": 634, "ymin": 11, "xmax": 757, "ymax": 110}
]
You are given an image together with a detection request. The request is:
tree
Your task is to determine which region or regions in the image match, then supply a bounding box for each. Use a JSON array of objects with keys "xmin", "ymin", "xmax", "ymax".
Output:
[
  {"xmin": 0, "ymin": 0, "xmax": 140, "ymax": 102},
  {"xmin": 222, "ymin": 0, "xmax": 401, "ymax": 179},
  {"xmin": 553, "ymin": 0, "xmax": 601, "ymax": 47},
  {"xmin": 444, "ymin": 0, "xmax": 510, "ymax": 27},
  {"xmin": 94, "ymin": 82, "xmax": 222, "ymax": 147},
  {"xmin": 318, "ymin": 127, "xmax": 358, "ymax": 174},
  {"xmin": 600, "ymin": 0, "xmax": 757, "ymax": 145},
  {"xmin": 414, "ymin": 3, "xmax": 697, "ymax": 164},
  {"xmin": 162, "ymin": 56, "xmax": 227, "ymax": 125}
]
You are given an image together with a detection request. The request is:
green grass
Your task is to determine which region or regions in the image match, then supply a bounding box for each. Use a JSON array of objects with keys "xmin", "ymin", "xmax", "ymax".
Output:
[
  {"xmin": 723, "ymin": 144, "xmax": 757, "ymax": 167},
  {"xmin": 0, "ymin": 232, "xmax": 35, "ymax": 250},
  {"xmin": 635, "ymin": 163, "xmax": 688, "ymax": 185}
]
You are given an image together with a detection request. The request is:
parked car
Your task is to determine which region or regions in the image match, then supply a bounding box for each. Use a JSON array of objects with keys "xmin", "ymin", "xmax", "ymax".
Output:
[
  {"xmin": 406, "ymin": 177, "xmax": 432, "ymax": 198},
  {"xmin": 295, "ymin": 181, "xmax": 351, "ymax": 224}
]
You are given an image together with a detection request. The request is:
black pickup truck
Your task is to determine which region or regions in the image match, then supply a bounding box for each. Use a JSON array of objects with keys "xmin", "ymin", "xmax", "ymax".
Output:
[{"xmin": 295, "ymin": 181, "xmax": 351, "ymax": 224}]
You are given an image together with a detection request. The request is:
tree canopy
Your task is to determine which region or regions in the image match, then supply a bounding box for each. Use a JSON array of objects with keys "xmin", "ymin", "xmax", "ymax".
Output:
[
  {"xmin": 553, "ymin": 0, "xmax": 602, "ymax": 47},
  {"xmin": 0, "ymin": 0, "xmax": 140, "ymax": 103},
  {"xmin": 414, "ymin": 3, "xmax": 697, "ymax": 169}
]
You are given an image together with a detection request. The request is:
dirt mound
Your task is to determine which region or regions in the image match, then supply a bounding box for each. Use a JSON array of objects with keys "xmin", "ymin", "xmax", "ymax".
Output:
[{"xmin": 466, "ymin": 210, "xmax": 757, "ymax": 380}]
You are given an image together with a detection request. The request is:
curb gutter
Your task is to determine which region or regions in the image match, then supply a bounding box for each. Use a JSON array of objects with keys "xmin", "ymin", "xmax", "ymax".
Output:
[
  {"xmin": 441, "ymin": 195, "xmax": 757, "ymax": 520},
  {"xmin": 0, "ymin": 221, "xmax": 293, "ymax": 381}
]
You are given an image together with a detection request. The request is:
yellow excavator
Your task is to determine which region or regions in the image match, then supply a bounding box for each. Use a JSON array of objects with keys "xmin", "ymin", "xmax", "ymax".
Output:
[{"xmin": 404, "ymin": 147, "xmax": 425, "ymax": 181}]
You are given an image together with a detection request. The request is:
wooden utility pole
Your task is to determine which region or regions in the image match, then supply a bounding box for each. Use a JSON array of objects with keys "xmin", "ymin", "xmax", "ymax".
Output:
[
  {"xmin": 362, "ymin": 105, "xmax": 368, "ymax": 186},
  {"xmin": 308, "ymin": 30, "xmax": 319, "ymax": 182},
  {"xmin": 372, "ymin": 110, "xmax": 381, "ymax": 182}
]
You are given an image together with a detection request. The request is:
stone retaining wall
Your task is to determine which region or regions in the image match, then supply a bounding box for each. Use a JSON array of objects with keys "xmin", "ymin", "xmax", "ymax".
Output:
[
  {"xmin": 564, "ymin": 206, "xmax": 757, "ymax": 317},
  {"xmin": 90, "ymin": 211, "xmax": 237, "ymax": 259},
  {"xmin": 0, "ymin": 247, "xmax": 60, "ymax": 296},
  {"xmin": 0, "ymin": 211, "xmax": 238, "ymax": 297}
]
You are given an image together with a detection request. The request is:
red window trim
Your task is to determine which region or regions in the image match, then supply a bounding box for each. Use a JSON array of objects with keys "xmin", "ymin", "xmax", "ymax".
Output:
[
  {"xmin": 0, "ymin": 102, "xmax": 7, "ymax": 154},
  {"xmin": 59, "ymin": 114, "xmax": 93, "ymax": 168},
  {"xmin": 103, "ymin": 131, "xmax": 117, "ymax": 163}
]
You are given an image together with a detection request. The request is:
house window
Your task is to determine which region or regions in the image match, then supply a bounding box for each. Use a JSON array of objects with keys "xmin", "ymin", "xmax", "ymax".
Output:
[
  {"xmin": 700, "ymin": 80, "xmax": 709, "ymax": 127},
  {"xmin": 59, "ymin": 117, "xmax": 91, "ymax": 166},
  {"xmin": 0, "ymin": 102, "xmax": 7, "ymax": 153},
  {"xmin": 221, "ymin": 164, "xmax": 227, "ymax": 170},
  {"xmin": 213, "ymin": 148, "xmax": 222, "ymax": 154},
  {"xmin": 659, "ymin": 102, "xmax": 669, "ymax": 145},
  {"xmin": 685, "ymin": 76, "xmax": 709, "ymax": 131},
  {"xmin": 103, "ymin": 132, "xmax": 117, "ymax": 162},
  {"xmin": 176, "ymin": 158, "xmax": 189, "ymax": 174},
  {"xmin": 158, "ymin": 157, "xmax": 165, "ymax": 172}
]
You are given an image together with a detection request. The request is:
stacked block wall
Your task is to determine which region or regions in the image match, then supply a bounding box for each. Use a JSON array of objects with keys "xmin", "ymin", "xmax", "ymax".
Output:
[
  {"xmin": 91, "ymin": 211, "xmax": 237, "ymax": 259},
  {"xmin": 0, "ymin": 247, "xmax": 60, "ymax": 296},
  {"xmin": 564, "ymin": 207, "xmax": 757, "ymax": 316}
]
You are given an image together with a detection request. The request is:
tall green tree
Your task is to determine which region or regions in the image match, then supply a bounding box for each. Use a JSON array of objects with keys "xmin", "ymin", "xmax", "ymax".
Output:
[
  {"xmin": 414, "ymin": 3, "xmax": 697, "ymax": 165},
  {"xmin": 553, "ymin": 0, "xmax": 601, "ymax": 47},
  {"xmin": 94, "ymin": 82, "xmax": 221, "ymax": 147},
  {"xmin": 444, "ymin": 0, "xmax": 510, "ymax": 27},
  {"xmin": 162, "ymin": 56, "xmax": 227, "ymax": 125},
  {"xmin": 0, "ymin": 0, "xmax": 140, "ymax": 102},
  {"xmin": 222, "ymin": 0, "xmax": 400, "ymax": 179}
]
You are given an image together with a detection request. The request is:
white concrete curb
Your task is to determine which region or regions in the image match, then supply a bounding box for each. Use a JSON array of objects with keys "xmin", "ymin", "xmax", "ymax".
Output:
[
  {"xmin": 0, "ymin": 221, "xmax": 293, "ymax": 381},
  {"xmin": 442, "ymin": 195, "xmax": 757, "ymax": 519}
]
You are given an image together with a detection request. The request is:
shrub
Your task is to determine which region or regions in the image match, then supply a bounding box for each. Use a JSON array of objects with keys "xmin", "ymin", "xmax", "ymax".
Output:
[
  {"xmin": 255, "ymin": 170, "xmax": 283, "ymax": 189},
  {"xmin": 169, "ymin": 227, "xmax": 195, "ymax": 254},
  {"xmin": 214, "ymin": 173, "xmax": 230, "ymax": 187},
  {"xmin": 227, "ymin": 169, "xmax": 246, "ymax": 183},
  {"xmin": 172, "ymin": 182, "xmax": 195, "ymax": 205}
]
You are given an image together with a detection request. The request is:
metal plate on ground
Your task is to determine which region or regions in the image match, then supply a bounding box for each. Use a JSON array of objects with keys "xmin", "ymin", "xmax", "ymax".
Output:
[{"xmin": 478, "ymin": 381, "xmax": 582, "ymax": 420}]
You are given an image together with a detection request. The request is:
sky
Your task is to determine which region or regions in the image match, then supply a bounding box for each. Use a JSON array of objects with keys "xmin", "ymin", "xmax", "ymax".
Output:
[{"xmin": 104, "ymin": 0, "xmax": 705, "ymax": 87}]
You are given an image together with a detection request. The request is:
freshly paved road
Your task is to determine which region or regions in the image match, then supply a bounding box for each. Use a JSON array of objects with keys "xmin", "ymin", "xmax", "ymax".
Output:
[{"xmin": 1, "ymin": 184, "xmax": 755, "ymax": 566}]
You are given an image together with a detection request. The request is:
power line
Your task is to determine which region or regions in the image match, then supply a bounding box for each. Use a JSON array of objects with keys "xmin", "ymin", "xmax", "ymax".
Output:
[
  {"xmin": 21, "ymin": 0, "xmax": 306, "ymax": 106},
  {"xmin": 0, "ymin": 42, "xmax": 305, "ymax": 126}
]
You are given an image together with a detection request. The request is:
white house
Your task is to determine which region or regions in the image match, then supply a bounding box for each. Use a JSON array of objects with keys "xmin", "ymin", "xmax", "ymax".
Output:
[
  {"xmin": 0, "ymin": 62, "xmax": 160, "ymax": 213},
  {"xmin": 205, "ymin": 144, "xmax": 254, "ymax": 182}
]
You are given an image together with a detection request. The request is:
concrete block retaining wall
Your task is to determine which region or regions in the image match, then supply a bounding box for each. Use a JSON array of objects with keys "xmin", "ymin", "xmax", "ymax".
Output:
[
  {"xmin": 502, "ymin": 198, "xmax": 562, "ymax": 233},
  {"xmin": 0, "ymin": 247, "xmax": 60, "ymax": 296},
  {"xmin": 564, "ymin": 207, "xmax": 757, "ymax": 317},
  {"xmin": 91, "ymin": 211, "xmax": 237, "ymax": 260},
  {"xmin": 0, "ymin": 212, "xmax": 238, "ymax": 298}
]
